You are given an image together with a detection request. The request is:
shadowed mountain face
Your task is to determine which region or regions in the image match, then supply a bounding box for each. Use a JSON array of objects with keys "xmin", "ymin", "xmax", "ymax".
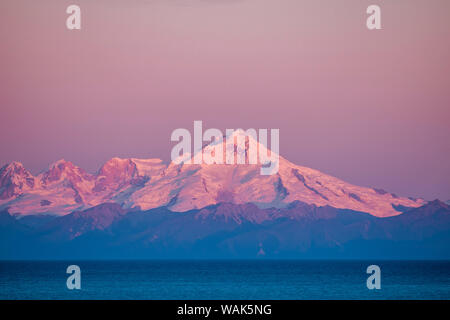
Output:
[
  {"xmin": 0, "ymin": 131, "xmax": 425, "ymax": 217},
  {"xmin": 1, "ymin": 200, "xmax": 449, "ymax": 260}
]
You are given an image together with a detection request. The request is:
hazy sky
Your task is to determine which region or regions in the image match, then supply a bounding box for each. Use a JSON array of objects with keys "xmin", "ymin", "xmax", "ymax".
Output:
[{"xmin": 1, "ymin": 0, "xmax": 449, "ymax": 200}]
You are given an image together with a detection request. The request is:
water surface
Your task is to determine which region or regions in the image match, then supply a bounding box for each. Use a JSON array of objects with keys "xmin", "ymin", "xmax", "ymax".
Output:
[{"xmin": 1, "ymin": 260, "xmax": 449, "ymax": 299}]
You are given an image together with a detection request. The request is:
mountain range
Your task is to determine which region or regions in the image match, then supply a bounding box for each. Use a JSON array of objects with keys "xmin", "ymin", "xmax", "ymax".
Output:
[
  {"xmin": 0, "ymin": 131, "xmax": 425, "ymax": 218},
  {"xmin": 1, "ymin": 199, "xmax": 449, "ymax": 259},
  {"xmin": 0, "ymin": 131, "xmax": 448, "ymax": 259}
]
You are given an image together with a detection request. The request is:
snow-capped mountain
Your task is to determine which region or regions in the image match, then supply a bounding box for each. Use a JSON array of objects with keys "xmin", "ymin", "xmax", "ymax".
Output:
[
  {"xmin": 0, "ymin": 162, "xmax": 35, "ymax": 200},
  {"xmin": 0, "ymin": 131, "xmax": 425, "ymax": 217}
]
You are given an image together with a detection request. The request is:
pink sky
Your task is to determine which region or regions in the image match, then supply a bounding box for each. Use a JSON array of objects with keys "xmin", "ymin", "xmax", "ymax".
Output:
[{"xmin": 0, "ymin": 0, "xmax": 449, "ymax": 200}]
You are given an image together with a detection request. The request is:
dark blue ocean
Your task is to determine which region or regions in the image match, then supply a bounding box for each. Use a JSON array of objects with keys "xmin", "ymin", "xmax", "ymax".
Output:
[{"xmin": 0, "ymin": 260, "xmax": 449, "ymax": 300}]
